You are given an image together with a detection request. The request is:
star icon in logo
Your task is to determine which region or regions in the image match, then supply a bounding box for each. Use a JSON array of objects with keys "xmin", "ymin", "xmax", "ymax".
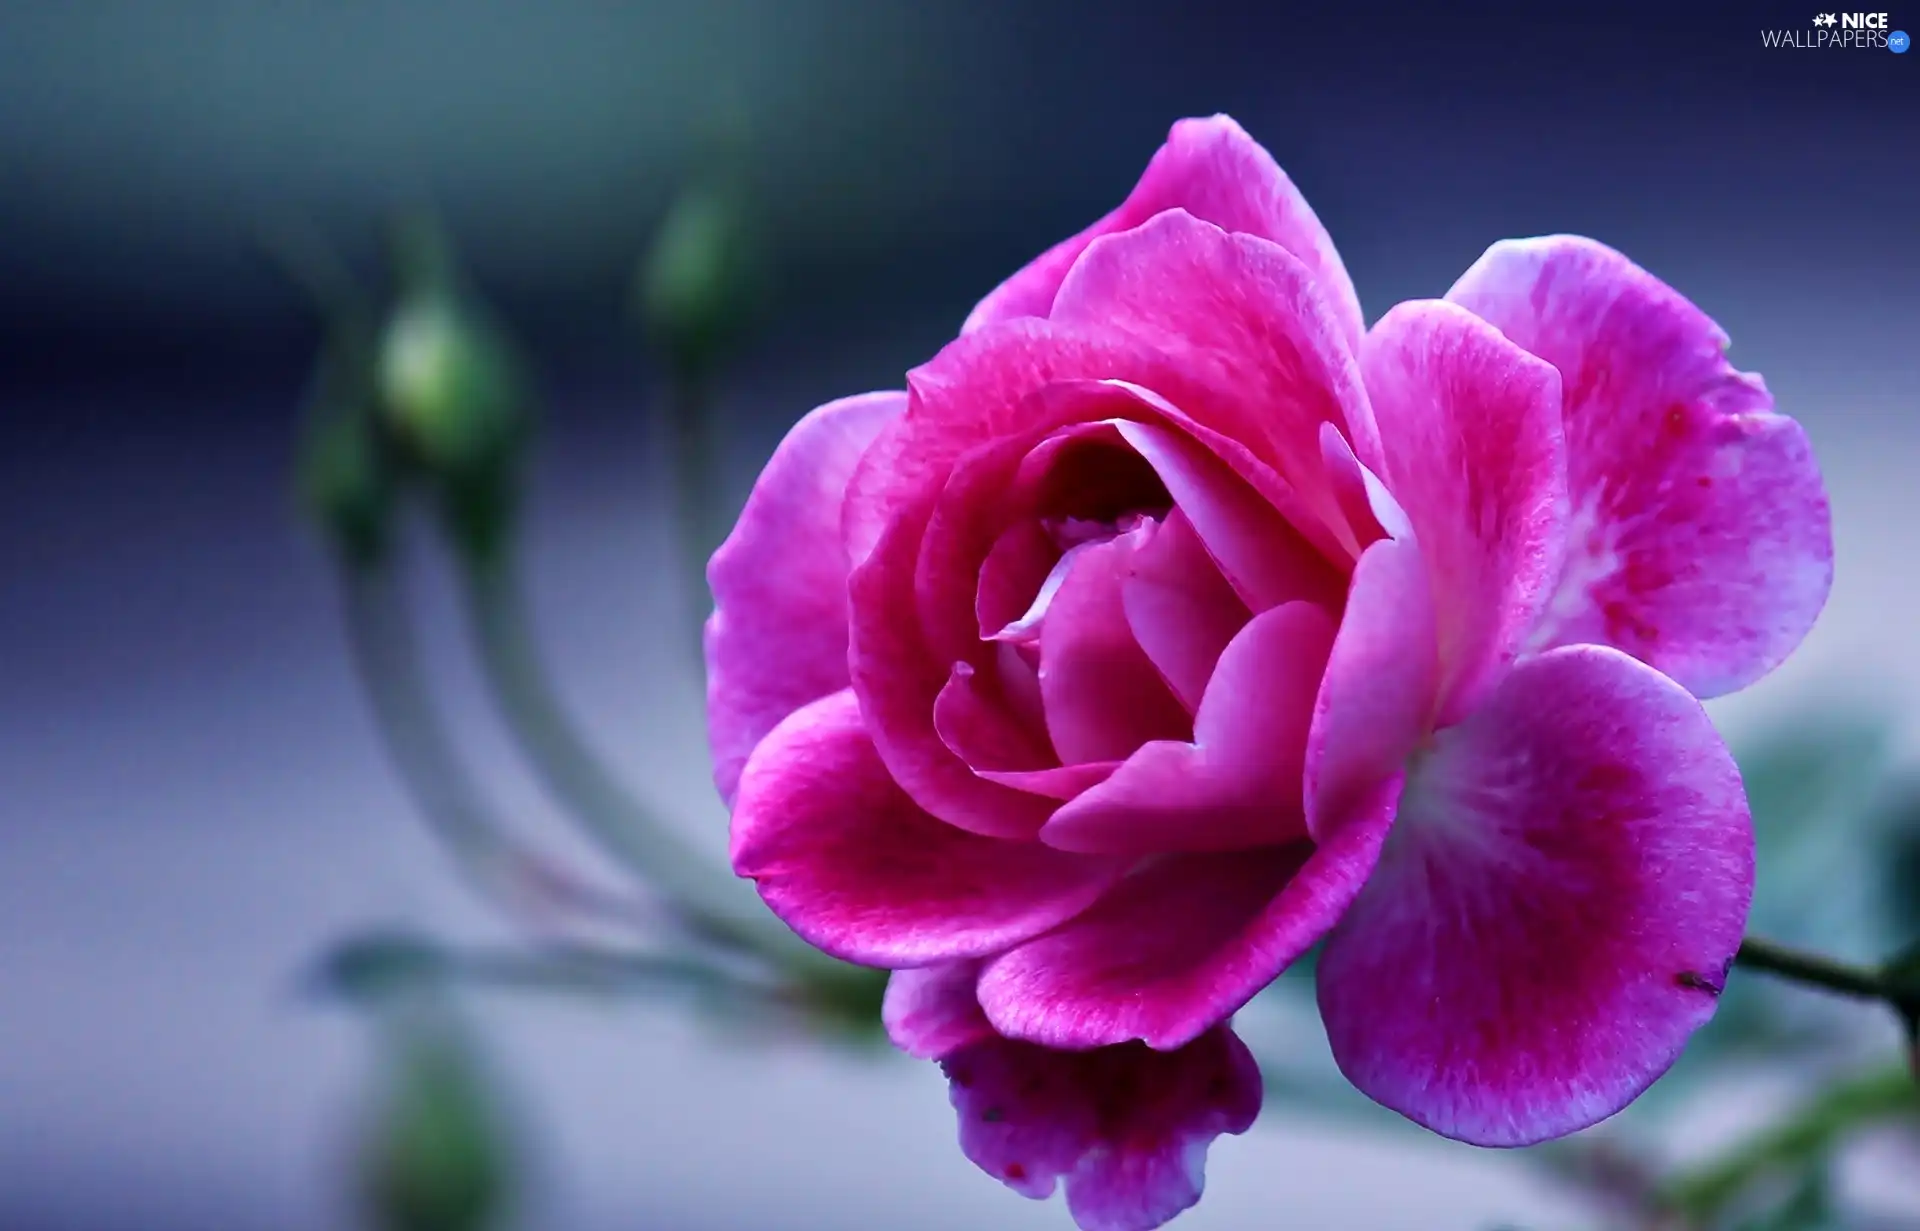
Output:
[{"xmin": 1813, "ymin": 12, "xmax": 1837, "ymax": 25}]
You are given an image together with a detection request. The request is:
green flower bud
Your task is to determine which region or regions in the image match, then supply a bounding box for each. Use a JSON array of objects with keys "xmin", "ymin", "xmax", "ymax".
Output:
[
  {"xmin": 373, "ymin": 216, "xmax": 533, "ymax": 564},
  {"xmin": 638, "ymin": 177, "xmax": 764, "ymax": 380},
  {"xmin": 377, "ymin": 289, "xmax": 526, "ymax": 483}
]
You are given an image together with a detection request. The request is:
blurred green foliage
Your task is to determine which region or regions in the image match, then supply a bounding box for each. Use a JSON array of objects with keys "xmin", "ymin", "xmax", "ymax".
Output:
[
  {"xmin": 1684, "ymin": 711, "xmax": 1906, "ymax": 1062},
  {"xmin": 299, "ymin": 389, "xmax": 397, "ymax": 569},
  {"xmin": 357, "ymin": 1005, "xmax": 517, "ymax": 1231}
]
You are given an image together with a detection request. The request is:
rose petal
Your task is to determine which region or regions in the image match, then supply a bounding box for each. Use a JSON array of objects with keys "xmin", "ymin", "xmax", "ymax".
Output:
[
  {"xmin": 1446, "ymin": 235, "xmax": 1833, "ymax": 699},
  {"xmin": 1050, "ymin": 211, "xmax": 1378, "ymax": 524},
  {"xmin": 1124, "ymin": 383, "xmax": 1356, "ymax": 567},
  {"xmin": 977, "ymin": 521, "xmax": 1064, "ymax": 640},
  {"xmin": 940, "ymin": 1025, "xmax": 1263, "ymax": 1231},
  {"xmin": 850, "ymin": 322, "xmax": 1348, "ymax": 838},
  {"xmin": 963, "ymin": 113, "xmax": 1364, "ymax": 356},
  {"xmin": 849, "ymin": 373, "xmax": 1173, "ymax": 836},
  {"xmin": 994, "ymin": 641, "xmax": 1049, "ymax": 734},
  {"xmin": 706, "ymin": 391, "xmax": 904, "ymax": 803},
  {"xmin": 932, "ymin": 421, "xmax": 1164, "ymax": 661},
  {"xmin": 979, "ymin": 791, "xmax": 1395, "ymax": 1051},
  {"xmin": 934, "ymin": 662, "xmax": 1056, "ymax": 772},
  {"xmin": 1039, "ymin": 601, "xmax": 1334, "ymax": 856},
  {"xmin": 874, "ymin": 322, "xmax": 1160, "ymax": 528},
  {"xmin": 986, "ymin": 540, "xmax": 1104, "ymax": 645},
  {"xmin": 730, "ymin": 690, "xmax": 1123, "ymax": 966},
  {"xmin": 843, "ymin": 409, "xmax": 938, "ymax": 572},
  {"xmin": 1112, "ymin": 416, "xmax": 1344, "ymax": 613},
  {"xmin": 886, "ymin": 321, "xmax": 1345, "ymax": 570},
  {"xmin": 1362, "ymin": 300, "xmax": 1568, "ymax": 726},
  {"xmin": 1009, "ymin": 420, "xmax": 1173, "ymax": 526},
  {"xmin": 978, "ymin": 760, "xmax": 1120, "ymax": 801},
  {"xmin": 851, "ymin": 468, "xmax": 1061, "ymax": 839},
  {"xmin": 940, "ymin": 657, "xmax": 1119, "ymax": 801},
  {"xmin": 1038, "ymin": 529, "xmax": 1193, "ymax": 765},
  {"xmin": 1317, "ymin": 420, "xmax": 1392, "ymax": 551},
  {"xmin": 1316, "ymin": 645, "xmax": 1753, "ymax": 1146},
  {"xmin": 1304, "ymin": 537, "xmax": 1440, "ymax": 840},
  {"xmin": 883, "ymin": 961, "xmax": 993, "ymax": 1060},
  {"xmin": 1119, "ymin": 507, "xmax": 1252, "ymax": 712}
]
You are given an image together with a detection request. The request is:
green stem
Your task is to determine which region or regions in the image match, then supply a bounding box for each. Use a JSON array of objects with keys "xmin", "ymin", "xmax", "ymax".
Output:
[
  {"xmin": 255, "ymin": 216, "xmax": 373, "ymax": 339},
  {"xmin": 457, "ymin": 550, "xmax": 836, "ymax": 975},
  {"xmin": 661, "ymin": 370, "xmax": 723, "ymax": 659},
  {"xmin": 337, "ymin": 562, "xmax": 646, "ymax": 933},
  {"xmin": 1735, "ymin": 936, "xmax": 1892, "ymax": 1003},
  {"xmin": 320, "ymin": 930, "xmax": 764, "ymax": 1004},
  {"xmin": 1659, "ymin": 1062, "xmax": 1918, "ymax": 1222}
]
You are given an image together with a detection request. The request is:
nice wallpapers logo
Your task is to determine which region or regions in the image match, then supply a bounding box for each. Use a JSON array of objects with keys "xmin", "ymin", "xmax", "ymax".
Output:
[{"xmin": 1763, "ymin": 12, "xmax": 1912, "ymax": 49}]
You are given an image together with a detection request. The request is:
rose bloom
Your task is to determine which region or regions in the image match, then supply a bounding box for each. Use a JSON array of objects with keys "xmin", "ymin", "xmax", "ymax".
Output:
[{"xmin": 704, "ymin": 116, "xmax": 1832, "ymax": 1231}]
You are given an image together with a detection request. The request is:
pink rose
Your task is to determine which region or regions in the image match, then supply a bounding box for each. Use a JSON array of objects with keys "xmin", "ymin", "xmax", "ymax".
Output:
[{"xmin": 706, "ymin": 115, "xmax": 1832, "ymax": 1231}]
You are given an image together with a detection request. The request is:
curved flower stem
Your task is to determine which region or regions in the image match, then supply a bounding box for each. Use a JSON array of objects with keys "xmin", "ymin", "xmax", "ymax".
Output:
[
  {"xmin": 314, "ymin": 929, "xmax": 767, "ymax": 1006},
  {"xmin": 255, "ymin": 216, "xmax": 373, "ymax": 340},
  {"xmin": 1736, "ymin": 936, "xmax": 1910, "ymax": 1007},
  {"xmin": 455, "ymin": 549, "xmax": 842, "ymax": 978},
  {"xmin": 337, "ymin": 561, "xmax": 652, "ymax": 935},
  {"xmin": 659, "ymin": 370, "xmax": 724, "ymax": 659}
]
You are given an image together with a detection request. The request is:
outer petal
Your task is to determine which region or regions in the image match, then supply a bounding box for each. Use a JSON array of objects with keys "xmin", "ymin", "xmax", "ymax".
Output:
[
  {"xmin": 940, "ymin": 1026, "xmax": 1263, "ymax": 1231},
  {"xmin": 1316, "ymin": 645, "xmax": 1753, "ymax": 1146},
  {"xmin": 705, "ymin": 391, "xmax": 904, "ymax": 802},
  {"xmin": 1362, "ymin": 300, "xmax": 1568, "ymax": 726},
  {"xmin": 979, "ymin": 789, "xmax": 1395, "ymax": 1051},
  {"xmin": 1304, "ymin": 537, "xmax": 1440, "ymax": 840},
  {"xmin": 1051, "ymin": 211, "xmax": 1378, "ymax": 521},
  {"xmin": 1446, "ymin": 235, "xmax": 1833, "ymax": 698},
  {"xmin": 1039, "ymin": 602, "xmax": 1334, "ymax": 856},
  {"xmin": 730, "ymin": 690, "xmax": 1122, "ymax": 967},
  {"xmin": 883, "ymin": 961, "xmax": 994, "ymax": 1060},
  {"xmin": 963, "ymin": 113, "xmax": 1363, "ymax": 354}
]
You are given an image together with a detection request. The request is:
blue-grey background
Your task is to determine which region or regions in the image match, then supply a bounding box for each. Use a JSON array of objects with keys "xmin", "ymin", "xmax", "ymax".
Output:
[{"xmin": 3, "ymin": 2, "xmax": 1917, "ymax": 1228}]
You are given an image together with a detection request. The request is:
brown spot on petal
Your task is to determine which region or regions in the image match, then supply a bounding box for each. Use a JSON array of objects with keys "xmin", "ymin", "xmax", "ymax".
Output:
[
  {"xmin": 1005, "ymin": 1162, "xmax": 1027, "ymax": 1180},
  {"xmin": 1675, "ymin": 969, "xmax": 1725, "ymax": 996},
  {"xmin": 982, "ymin": 1106, "xmax": 1005, "ymax": 1123}
]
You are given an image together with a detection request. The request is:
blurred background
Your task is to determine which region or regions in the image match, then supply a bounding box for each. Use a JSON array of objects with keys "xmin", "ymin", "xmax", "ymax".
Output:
[{"xmin": 3, "ymin": 2, "xmax": 1918, "ymax": 1228}]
